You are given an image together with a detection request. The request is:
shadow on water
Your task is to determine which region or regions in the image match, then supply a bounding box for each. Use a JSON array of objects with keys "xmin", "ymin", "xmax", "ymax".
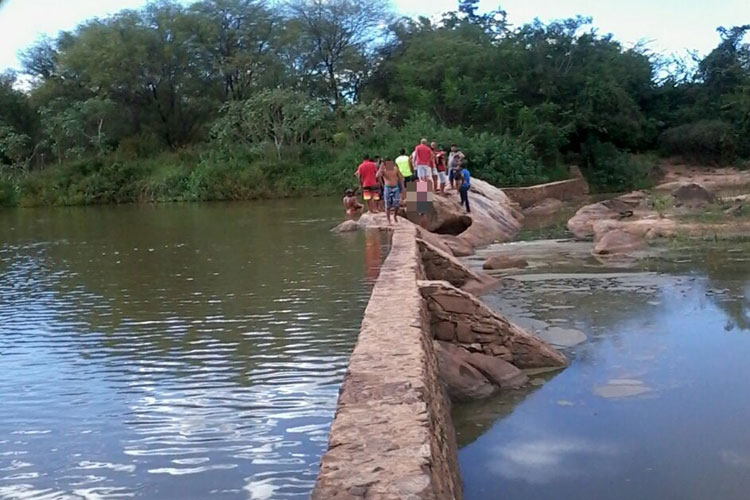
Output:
[
  {"xmin": 0, "ymin": 200, "xmax": 389, "ymax": 500},
  {"xmin": 455, "ymin": 238, "xmax": 750, "ymax": 500}
]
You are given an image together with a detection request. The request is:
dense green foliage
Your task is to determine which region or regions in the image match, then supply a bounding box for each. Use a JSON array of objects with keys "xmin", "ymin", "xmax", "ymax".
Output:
[{"xmin": 1, "ymin": 0, "xmax": 750, "ymax": 206}]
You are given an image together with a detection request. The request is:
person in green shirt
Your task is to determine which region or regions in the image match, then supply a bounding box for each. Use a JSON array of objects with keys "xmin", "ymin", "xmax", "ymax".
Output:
[{"xmin": 395, "ymin": 148, "xmax": 413, "ymax": 184}]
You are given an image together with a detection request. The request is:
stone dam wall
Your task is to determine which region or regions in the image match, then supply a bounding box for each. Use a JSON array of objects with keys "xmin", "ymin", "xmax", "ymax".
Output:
[
  {"xmin": 503, "ymin": 177, "xmax": 589, "ymax": 208},
  {"xmin": 312, "ymin": 224, "xmax": 462, "ymax": 500}
]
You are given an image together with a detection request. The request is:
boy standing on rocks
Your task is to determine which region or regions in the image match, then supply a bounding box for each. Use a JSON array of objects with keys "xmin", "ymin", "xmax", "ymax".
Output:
[{"xmin": 377, "ymin": 158, "xmax": 405, "ymax": 225}]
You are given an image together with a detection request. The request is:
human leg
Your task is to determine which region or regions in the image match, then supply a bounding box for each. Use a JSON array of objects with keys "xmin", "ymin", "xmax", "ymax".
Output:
[{"xmin": 459, "ymin": 186, "xmax": 471, "ymax": 212}]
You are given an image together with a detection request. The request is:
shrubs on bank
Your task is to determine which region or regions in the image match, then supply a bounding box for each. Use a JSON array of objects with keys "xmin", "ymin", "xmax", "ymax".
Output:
[{"xmin": 659, "ymin": 120, "xmax": 737, "ymax": 165}]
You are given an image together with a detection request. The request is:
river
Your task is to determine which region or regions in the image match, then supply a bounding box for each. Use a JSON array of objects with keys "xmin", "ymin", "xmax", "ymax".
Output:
[
  {"xmin": 454, "ymin": 236, "xmax": 750, "ymax": 499},
  {"xmin": 0, "ymin": 200, "xmax": 388, "ymax": 499}
]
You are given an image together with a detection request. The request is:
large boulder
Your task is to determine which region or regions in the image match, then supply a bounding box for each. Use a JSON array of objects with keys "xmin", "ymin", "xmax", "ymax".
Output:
[
  {"xmin": 464, "ymin": 351, "xmax": 528, "ymax": 388},
  {"xmin": 672, "ymin": 183, "xmax": 716, "ymax": 207},
  {"xmin": 434, "ymin": 341, "xmax": 497, "ymax": 401},
  {"xmin": 483, "ymin": 255, "xmax": 529, "ymax": 270},
  {"xmin": 567, "ymin": 191, "xmax": 645, "ymax": 240},
  {"xmin": 408, "ymin": 178, "xmax": 523, "ymax": 251},
  {"xmin": 593, "ymin": 229, "xmax": 646, "ymax": 255},
  {"xmin": 331, "ymin": 219, "xmax": 361, "ymax": 233}
]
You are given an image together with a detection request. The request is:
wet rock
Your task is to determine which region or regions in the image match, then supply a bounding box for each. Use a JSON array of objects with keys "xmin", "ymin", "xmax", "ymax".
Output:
[
  {"xmin": 539, "ymin": 327, "xmax": 588, "ymax": 348},
  {"xmin": 483, "ymin": 255, "xmax": 529, "ymax": 270},
  {"xmin": 593, "ymin": 379, "xmax": 651, "ymax": 398},
  {"xmin": 593, "ymin": 229, "xmax": 646, "ymax": 256},
  {"xmin": 672, "ymin": 183, "xmax": 716, "ymax": 207},
  {"xmin": 465, "ymin": 352, "xmax": 528, "ymax": 389},
  {"xmin": 331, "ymin": 219, "xmax": 360, "ymax": 232},
  {"xmin": 434, "ymin": 341, "xmax": 496, "ymax": 401},
  {"xmin": 523, "ymin": 198, "xmax": 563, "ymax": 217}
]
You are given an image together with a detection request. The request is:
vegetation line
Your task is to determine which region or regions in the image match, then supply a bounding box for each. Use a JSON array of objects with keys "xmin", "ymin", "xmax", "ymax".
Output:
[{"xmin": 1, "ymin": 1, "xmax": 749, "ymax": 207}]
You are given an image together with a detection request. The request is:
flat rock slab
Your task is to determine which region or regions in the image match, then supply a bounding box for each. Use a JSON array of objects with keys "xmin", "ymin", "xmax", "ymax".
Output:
[
  {"xmin": 593, "ymin": 379, "xmax": 652, "ymax": 398},
  {"xmin": 538, "ymin": 327, "xmax": 587, "ymax": 348}
]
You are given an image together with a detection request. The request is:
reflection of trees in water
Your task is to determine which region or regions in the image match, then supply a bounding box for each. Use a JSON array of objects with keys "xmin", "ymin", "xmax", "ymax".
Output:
[
  {"xmin": 0, "ymin": 202, "xmax": 387, "ymax": 382},
  {"xmin": 687, "ymin": 247, "xmax": 750, "ymax": 332}
]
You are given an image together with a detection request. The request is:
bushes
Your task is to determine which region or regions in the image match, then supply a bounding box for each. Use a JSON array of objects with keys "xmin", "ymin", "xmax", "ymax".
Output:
[
  {"xmin": 0, "ymin": 177, "xmax": 17, "ymax": 206},
  {"xmin": 659, "ymin": 120, "xmax": 737, "ymax": 164},
  {"xmin": 582, "ymin": 139, "xmax": 658, "ymax": 192}
]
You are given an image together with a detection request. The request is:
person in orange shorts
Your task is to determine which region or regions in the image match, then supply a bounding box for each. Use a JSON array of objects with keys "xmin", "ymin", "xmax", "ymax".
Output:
[{"xmin": 355, "ymin": 154, "xmax": 380, "ymax": 213}]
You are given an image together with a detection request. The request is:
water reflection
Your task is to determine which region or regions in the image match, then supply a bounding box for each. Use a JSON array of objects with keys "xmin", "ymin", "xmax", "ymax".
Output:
[
  {"xmin": 0, "ymin": 200, "xmax": 388, "ymax": 499},
  {"xmin": 456, "ymin": 240, "xmax": 750, "ymax": 500}
]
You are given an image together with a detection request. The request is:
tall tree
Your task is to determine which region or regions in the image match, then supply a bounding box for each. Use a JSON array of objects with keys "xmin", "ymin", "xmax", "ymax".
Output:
[{"xmin": 286, "ymin": 0, "xmax": 390, "ymax": 111}]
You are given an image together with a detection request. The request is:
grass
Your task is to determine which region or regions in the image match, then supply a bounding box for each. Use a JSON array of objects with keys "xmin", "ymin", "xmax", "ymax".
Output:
[{"xmin": 3, "ymin": 149, "xmax": 352, "ymax": 208}]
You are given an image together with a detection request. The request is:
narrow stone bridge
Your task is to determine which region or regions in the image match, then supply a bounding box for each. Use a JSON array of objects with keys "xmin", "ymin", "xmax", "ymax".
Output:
[{"xmin": 314, "ymin": 218, "xmax": 566, "ymax": 499}]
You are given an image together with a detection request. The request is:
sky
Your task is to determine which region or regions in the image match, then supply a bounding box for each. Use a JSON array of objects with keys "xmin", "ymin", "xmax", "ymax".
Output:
[{"xmin": 1, "ymin": 0, "xmax": 749, "ymax": 72}]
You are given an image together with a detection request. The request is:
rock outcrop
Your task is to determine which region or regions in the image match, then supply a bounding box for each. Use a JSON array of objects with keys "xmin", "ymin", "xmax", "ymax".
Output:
[
  {"xmin": 409, "ymin": 178, "xmax": 523, "ymax": 250},
  {"xmin": 419, "ymin": 280, "xmax": 567, "ymax": 370},
  {"xmin": 483, "ymin": 255, "xmax": 529, "ymax": 270},
  {"xmin": 593, "ymin": 228, "xmax": 646, "ymax": 255},
  {"xmin": 567, "ymin": 192, "xmax": 646, "ymax": 240},
  {"xmin": 672, "ymin": 182, "xmax": 716, "ymax": 207}
]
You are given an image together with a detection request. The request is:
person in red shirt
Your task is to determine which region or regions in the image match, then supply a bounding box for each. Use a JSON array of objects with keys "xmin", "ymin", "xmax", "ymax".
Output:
[
  {"xmin": 413, "ymin": 138, "xmax": 434, "ymax": 191},
  {"xmin": 431, "ymin": 141, "xmax": 448, "ymax": 194},
  {"xmin": 355, "ymin": 155, "xmax": 380, "ymax": 213}
]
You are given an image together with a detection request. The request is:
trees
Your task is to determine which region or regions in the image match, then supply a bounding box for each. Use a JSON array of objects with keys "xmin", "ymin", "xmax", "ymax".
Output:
[
  {"xmin": 286, "ymin": 0, "xmax": 390, "ymax": 111},
  {"xmin": 212, "ymin": 89, "xmax": 328, "ymax": 159}
]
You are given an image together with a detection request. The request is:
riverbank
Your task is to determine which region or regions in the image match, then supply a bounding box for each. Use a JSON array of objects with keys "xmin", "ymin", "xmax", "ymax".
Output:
[{"xmin": 0, "ymin": 151, "xmax": 356, "ymax": 207}]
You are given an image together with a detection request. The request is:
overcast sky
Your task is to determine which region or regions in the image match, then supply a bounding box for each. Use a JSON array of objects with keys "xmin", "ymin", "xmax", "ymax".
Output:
[{"xmin": 1, "ymin": 0, "xmax": 749, "ymax": 72}]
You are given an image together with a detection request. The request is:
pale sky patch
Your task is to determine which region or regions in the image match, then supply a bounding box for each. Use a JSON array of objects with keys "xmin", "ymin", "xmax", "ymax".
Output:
[{"xmin": 1, "ymin": 0, "xmax": 749, "ymax": 72}]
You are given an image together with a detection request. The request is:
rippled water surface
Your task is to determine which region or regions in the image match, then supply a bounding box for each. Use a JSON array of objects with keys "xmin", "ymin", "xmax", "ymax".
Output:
[
  {"xmin": 456, "ymin": 240, "xmax": 750, "ymax": 499},
  {"xmin": 0, "ymin": 200, "xmax": 386, "ymax": 499}
]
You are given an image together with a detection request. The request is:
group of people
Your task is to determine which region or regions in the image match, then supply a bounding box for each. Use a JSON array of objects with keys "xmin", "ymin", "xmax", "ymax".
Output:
[{"xmin": 344, "ymin": 139, "xmax": 472, "ymax": 224}]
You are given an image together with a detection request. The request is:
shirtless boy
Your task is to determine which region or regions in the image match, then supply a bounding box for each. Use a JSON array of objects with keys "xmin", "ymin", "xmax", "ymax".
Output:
[
  {"xmin": 343, "ymin": 189, "xmax": 363, "ymax": 219},
  {"xmin": 377, "ymin": 158, "xmax": 405, "ymax": 225}
]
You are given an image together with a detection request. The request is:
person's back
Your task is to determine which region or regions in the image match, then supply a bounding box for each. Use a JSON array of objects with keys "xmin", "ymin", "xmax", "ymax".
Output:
[
  {"xmin": 357, "ymin": 160, "xmax": 377, "ymax": 188},
  {"xmin": 414, "ymin": 143, "xmax": 432, "ymax": 167},
  {"xmin": 460, "ymin": 167, "xmax": 471, "ymax": 188},
  {"xmin": 395, "ymin": 153, "xmax": 411, "ymax": 179}
]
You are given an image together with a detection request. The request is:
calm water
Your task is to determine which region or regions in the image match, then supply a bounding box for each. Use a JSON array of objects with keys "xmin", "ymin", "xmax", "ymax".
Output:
[
  {"xmin": 0, "ymin": 200, "xmax": 387, "ymax": 499},
  {"xmin": 456, "ymin": 240, "xmax": 750, "ymax": 499}
]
